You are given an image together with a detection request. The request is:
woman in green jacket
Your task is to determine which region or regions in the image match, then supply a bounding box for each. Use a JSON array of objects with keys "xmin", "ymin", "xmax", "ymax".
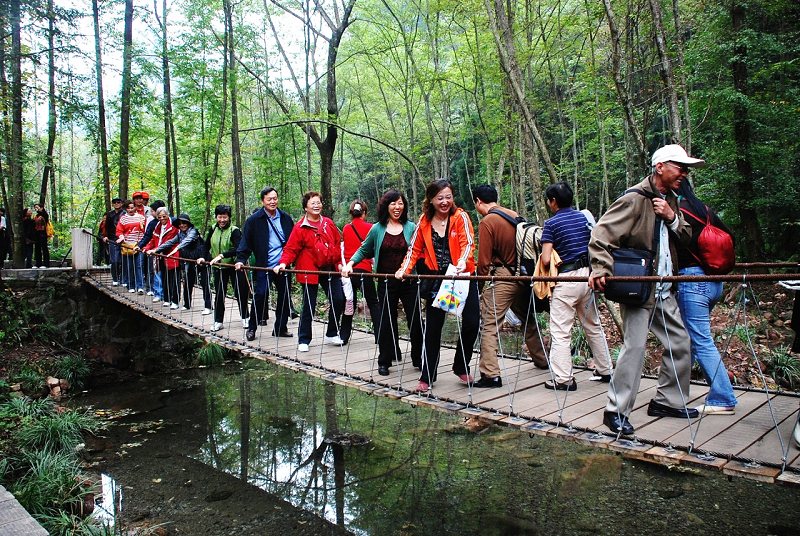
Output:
[{"xmin": 341, "ymin": 190, "xmax": 423, "ymax": 376}]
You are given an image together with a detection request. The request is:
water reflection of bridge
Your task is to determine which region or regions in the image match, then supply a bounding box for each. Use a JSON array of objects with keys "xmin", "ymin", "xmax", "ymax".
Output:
[{"xmin": 82, "ymin": 270, "xmax": 800, "ymax": 486}]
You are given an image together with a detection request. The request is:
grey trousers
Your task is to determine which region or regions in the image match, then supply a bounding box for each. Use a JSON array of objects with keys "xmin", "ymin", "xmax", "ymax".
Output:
[{"xmin": 606, "ymin": 292, "xmax": 692, "ymax": 416}]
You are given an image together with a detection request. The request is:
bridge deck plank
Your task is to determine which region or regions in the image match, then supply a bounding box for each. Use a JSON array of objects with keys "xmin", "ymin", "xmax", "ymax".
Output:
[{"xmin": 84, "ymin": 271, "xmax": 800, "ymax": 484}]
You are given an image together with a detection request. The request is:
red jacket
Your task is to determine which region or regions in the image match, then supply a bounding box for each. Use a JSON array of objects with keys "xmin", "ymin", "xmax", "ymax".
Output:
[
  {"xmin": 279, "ymin": 215, "xmax": 342, "ymax": 284},
  {"xmin": 400, "ymin": 207, "xmax": 476, "ymax": 275},
  {"xmin": 342, "ymin": 218, "xmax": 373, "ymax": 272},
  {"xmin": 144, "ymin": 220, "xmax": 180, "ymax": 269}
]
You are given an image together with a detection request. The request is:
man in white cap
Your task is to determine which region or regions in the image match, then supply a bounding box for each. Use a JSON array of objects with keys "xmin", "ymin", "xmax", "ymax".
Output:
[{"xmin": 588, "ymin": 144, "xmax": 704, "ymax": 435}]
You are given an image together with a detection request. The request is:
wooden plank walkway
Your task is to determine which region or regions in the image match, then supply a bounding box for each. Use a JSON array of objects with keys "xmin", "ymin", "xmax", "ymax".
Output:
[{"xmin": 83, "ymin": 270, "xmax": 800, "ymax": 485}]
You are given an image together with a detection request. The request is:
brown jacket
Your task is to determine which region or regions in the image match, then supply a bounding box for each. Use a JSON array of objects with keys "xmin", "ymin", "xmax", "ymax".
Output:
[{"xmin": 588, "ymin": 175, "xmax": 691, "ymax": 308}]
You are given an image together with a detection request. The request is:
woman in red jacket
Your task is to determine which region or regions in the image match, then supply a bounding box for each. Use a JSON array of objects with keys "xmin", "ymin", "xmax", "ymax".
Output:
[
  {"xmin": 142, "ymin": 207, "xmax": 180, "ymax": 308},
  {"xmin": 275, "ymin": 192, "xmax": 345, "ymax": 353},
  {"xmin": 339, "ymin": 199, "xmax": 380, "ymax": 344},
  {"xmin": 397, "ymin": 179, "xmax": 479, "ymax": 393}
]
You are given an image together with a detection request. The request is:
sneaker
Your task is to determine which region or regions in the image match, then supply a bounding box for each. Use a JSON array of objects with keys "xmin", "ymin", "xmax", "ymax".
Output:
[
  {"xmin": 211, "ymin": 322, "xmax": 223, "ymax": 332},
  {"xmin": 242, "ymin": 318, "xmax": 249, "ymax": 329},
  {"xmin": 128, "ymin": 288, "xmax": 136, "ymax": 293},
  {"xmin": 413, "ymin": 381, "xmax": 430, "ymax": 394},
  {"xmin": 146, "ymin": 291, "xmax": 154, "ymax": 296},
  {"xmin": 456, "ymin": 373, "xmax": 474, "ymax": 384},
  {"xmin": 544, "ymin": 379, "xmax": 577, "ymax": 391},
  {"xmin": 137, "ymin": 288, "xmax": 145, "ymax": 295},
  {"xmin": 112, "ymin": 281, "xmax": 119, "ymax": 286},
  {"xmin": 589, "ymin": 370, "xmax": 612, "ymax": 382},
  {"xmin": 152, "ymin": 297, "xmax": 161, "ymax": 303},
  {"xmin": 324, "ymin": 335, "xmax": 344, "ymax": 346},
  {"xmin": 182, "ymin": 306, "xmax": 190, "ymax": 311},
  {"xmin": 169, "ymin": 303, "xmax": 179, "ymax": 310},
  {"xmin": 202, "ymin": 308, "xmax": 212, "ymax": 315},
  {"xmin": 695, "ymin": 404, "xmax": 736, "ymax": 415},
  {"xmin": 298, "ymin": 343, "xmax": 310, "ymax": 352},
  {"xmin": 163, "ymin": 301, "xmax": 171, "ymax": 307}
]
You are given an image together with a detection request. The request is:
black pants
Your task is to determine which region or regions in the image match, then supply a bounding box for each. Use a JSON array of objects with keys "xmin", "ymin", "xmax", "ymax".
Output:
[
  {"xmin": 34, "ymin": 231, "xmax": 49, "ymax": 267},
  {"xmin": 249, "ymin": 270, "xmax": 291, "ymax": 334},
  {"xmin": 420, "ymin": 279, "xmax": 480, "ymax": 384},
  {"xmin": 23, "ymin": 242, "xmax": 33, "ymax": 268},
  {"xmin": 181, "ymin": 263, "xmax": 212, "ymax": 309},
  {"xmin": 162, "ymin": 265, "xmax": 180, "ymax": 306},
  {"xmin": 298, "ymin": 274, "xmax": 345, "ymax": 345},
  {"xmin": 213, "ymin": 266, "xmax": 250, "ymax": 323},
  {"xmin": 340, "ymin": 269, "xmax": 381, "ymax": 344},
  {"xmin": 376, "ymin": 278, "xmax": 424, "ymax": 368}
]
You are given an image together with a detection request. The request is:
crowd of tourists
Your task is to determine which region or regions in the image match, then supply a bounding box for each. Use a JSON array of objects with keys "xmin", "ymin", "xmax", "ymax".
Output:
[
  {"xmin": 0, "ymin": 204, "xmax": 51, "ymax": 269},
  {"xmin": 98, "ymin": 144, "xmax": 800, "ymax": 440}
]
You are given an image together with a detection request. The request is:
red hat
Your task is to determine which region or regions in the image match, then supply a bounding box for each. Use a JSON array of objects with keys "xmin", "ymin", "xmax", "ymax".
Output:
[
  {"xmin": 132, "ymin": 191, "xmax": 143, "ymax": 199},
  {"xmin": 140, "ymin": 191, "xmax": 150, "ymax": 200}
]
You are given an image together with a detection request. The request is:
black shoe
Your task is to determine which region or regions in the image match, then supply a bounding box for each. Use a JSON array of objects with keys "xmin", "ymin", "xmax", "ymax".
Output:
[
  {"xmin": 290, "ymin": 311, "xmax": 299, "ymax": 319},
  {"xmin": 603, "ymin": 411, "xmax": 634, "ymax": 435},
  {"xmin": 246, "ymin": 329, "xmax": 256, "ymax": 341},
  {"xmin": 647, "ymin": 399, "xmax": 699, "ymax": 419},
  {"xmin": 473, "ymin": 376, "xmax": 503, "ymax": 388},
  {"xmin": 272, "ymin": 330, "xmax": 293, "ymax": 338},
  {"xmin": 544, "ymin": 379, "xmax": 577, "ymax": 391},
  {"xmin": 532, "ymin": 358, "xmax": 549, "ymax": 370},
  {"xmin": 378, "ymin": 366, "xmax": 390, "ymax": 376},
  {"xmin": 589, "ymin": 370, "xmax": 612, "ymax": 383}
]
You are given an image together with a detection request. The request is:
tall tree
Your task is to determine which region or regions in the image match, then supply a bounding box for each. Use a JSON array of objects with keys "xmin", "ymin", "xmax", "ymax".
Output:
[
  {"xmin": 154, "ymin": 0, "xmax": 179, "ymax": 213},
  {"xmin": 38, "ymin": 0, "xmax": 57, "ymax": 211},
  {"xmin": 224, "ymin": 0, "xmax": 245, "ymax": 225},
  {"xmin": 92, "ymin": 0, "xmax": 111, "ymax": 211},
  {"xmin": 118, "ymin": 0, "xmax": 134, "ymax": 199},
  {"xmin": 8, "ymin": 0, "xmax": 24, "ymax": 267}
]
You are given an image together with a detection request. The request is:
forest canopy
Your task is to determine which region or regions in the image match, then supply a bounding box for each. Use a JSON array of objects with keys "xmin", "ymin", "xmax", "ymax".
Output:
[{"xmin": 1, "ymin": 0, "xmax": 798, "ymax": 266}]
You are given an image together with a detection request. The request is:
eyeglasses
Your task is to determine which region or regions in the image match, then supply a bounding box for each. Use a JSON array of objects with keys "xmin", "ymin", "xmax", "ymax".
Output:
[{"xmin": 665, "ymin": 161, "xmax": 690, "ymax": 173}]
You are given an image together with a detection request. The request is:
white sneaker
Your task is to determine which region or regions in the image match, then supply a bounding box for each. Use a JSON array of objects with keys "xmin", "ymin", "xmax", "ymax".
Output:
[
  {"xmin": 242, "ymin": 318, "xmax": 249, "ymax": 329},
  {"xmin": 211, "ymin": 322, "xmax": 223, "ymax": 332},
  {"xmin": 182, "ymin": 306, "xmax": 190, "ymax": 311},
  {"xmin": 137, "ymin": 288, "xmax": 145, "ymax": 295},
  {"xmin": 146, "ymin": 291, "xmax": 154, "ymax": 296},
  {"xmin": 695, "ymin": 404, "xmax": 736, "ymax": 415},
  {"xmin": 298, "ymin": 343, "xmax": 310, "ymax": 352},
  {"xmin": 112, "ymin": 281, "xmax": 119, "ymax": 286},
  {"xmin": 128, "ymin": 288, "xmax": 136, "ymax": 293},
  {"xmin": 170, "ymin": 303, "xmax": 179, "ymax": 310},
  {"xmin": 324, "ymin": 335, "xmax": 344, "ymax": 346},
  {"xmin": 202, "ymin": 308, "xmax": 212, "ymax": 315},
  {"xmin": 163, "ymin": 301, "xmax": 171, "ymax": 307},
  {"xmin": 152, "ymin": 297, "xmax": 161, "ymax": 303}
]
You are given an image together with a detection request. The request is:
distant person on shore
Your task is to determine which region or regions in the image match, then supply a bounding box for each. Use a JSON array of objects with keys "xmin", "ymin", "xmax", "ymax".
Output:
[
  {"xmin": 22, "ymin": 208, "xmax": 35, "ymax": 269},
  {"xmin": 32, "ymin": 203, "xmax": 50, "ymax": 268},
  {"xmin": 589, "ymin": 144, "xmax": 699, "ymax": 435},
  {"xmin": 0, "ymin": 207, "xmax": 8, "ymax": 268}
]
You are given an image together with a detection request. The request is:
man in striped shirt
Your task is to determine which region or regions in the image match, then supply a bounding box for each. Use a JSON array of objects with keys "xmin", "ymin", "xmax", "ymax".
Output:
[{"xmin": 540, "ymin": 182, "xmax": 612, "ymax": 391}]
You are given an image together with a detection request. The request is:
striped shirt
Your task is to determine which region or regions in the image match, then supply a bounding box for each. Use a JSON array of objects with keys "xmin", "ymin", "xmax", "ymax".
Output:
[
  {"xmin": 115, "ymin": 212, "xmax": 146, "ymax": 244},
  {"xmin": 541, "ymin": 208, "xmax": 591, "ymax": 264}
]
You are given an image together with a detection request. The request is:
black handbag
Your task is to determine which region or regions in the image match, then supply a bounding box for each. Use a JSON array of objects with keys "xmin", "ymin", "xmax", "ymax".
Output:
[{"xmin": 603, "ymin": 247, "xmax": 655, "ymax": 306}]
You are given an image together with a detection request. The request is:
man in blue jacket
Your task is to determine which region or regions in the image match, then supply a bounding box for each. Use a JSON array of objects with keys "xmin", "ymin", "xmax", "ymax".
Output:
[{"xmin": 235, "ymin": 187, "xmax": 294, "ymax": 341}]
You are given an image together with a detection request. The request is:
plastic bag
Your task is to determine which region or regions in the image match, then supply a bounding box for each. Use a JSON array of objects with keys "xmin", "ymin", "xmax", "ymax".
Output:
[
  {"xmin": 432, "ymin": 264, "xmax": 470, "ymax": 317},
  {"xmin": 341, "ymin": 276, "xmax": 354, "ymax": 315}
]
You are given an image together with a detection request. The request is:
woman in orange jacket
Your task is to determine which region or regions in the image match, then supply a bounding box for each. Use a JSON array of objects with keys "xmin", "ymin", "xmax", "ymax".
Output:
[{"xmin": 396, "ymin": 179, "xmax": 479, "ymax": 393}]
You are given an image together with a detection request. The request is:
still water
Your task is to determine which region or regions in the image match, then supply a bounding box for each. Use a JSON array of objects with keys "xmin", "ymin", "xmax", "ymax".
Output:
[{"xmin": 91, "ymin": 360, "xmax": 800, "ymax": 535}]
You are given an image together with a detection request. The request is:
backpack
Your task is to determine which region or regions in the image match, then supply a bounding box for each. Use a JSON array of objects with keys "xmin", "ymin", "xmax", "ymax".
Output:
[
  {"xmin": 313, "ymin": 219, "xmax": 340, "ymax": 268},
  {"xmin": 679, "ymin": 206, "xmax": 735, "ymax": 275},
  {"xmin": 488, "ymin": 208, "xmax": 544, "ymax": 276}
]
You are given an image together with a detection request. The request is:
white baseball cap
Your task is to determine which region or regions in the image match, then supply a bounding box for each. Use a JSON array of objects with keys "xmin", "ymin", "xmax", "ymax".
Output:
[{"xmin": 651, "ymin": 144, "xmax": 706, "ymax": 168}]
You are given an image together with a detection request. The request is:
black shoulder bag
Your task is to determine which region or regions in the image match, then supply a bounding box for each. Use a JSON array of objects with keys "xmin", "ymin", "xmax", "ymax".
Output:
[{"xmin": 603, "ymin": 189, "xmax": 661, "ymax": 306}]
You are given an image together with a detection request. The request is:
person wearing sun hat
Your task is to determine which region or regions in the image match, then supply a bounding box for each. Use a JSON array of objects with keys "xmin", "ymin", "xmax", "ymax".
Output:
[
  {"xmin": 589, "ymin": 143, "xmax": 702, "ymax": 435},
  {"xmin": 156, "ymin": 213, "xmax": 211, "ymax": 312}
]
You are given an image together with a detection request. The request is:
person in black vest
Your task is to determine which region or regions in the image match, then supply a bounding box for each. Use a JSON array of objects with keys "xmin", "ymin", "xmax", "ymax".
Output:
[
  {"xmin": 157, "ymin": 213, "xmax": 211, "ymax": 311},
  {"xmin": 235, "ymin": 187, "xmax": 295, "ymax": 341},
  {"xmin": 103, "ymin": 198, "xmax": 124, "ymax": 285}
]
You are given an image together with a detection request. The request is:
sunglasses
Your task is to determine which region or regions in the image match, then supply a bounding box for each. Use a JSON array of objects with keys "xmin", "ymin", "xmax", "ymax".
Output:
[{"xmin": 666, "ymin": 161, "xmax": 691, "ymax": 173}]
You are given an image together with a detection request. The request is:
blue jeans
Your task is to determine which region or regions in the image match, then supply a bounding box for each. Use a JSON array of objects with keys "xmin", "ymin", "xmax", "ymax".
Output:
[
  {"xmin": 677, "ymin": 266, "xmax": 737, "ymax": 407},
  {"xmin": 153, "ymin": 271, "xmax": 163, "ymax": 300}
]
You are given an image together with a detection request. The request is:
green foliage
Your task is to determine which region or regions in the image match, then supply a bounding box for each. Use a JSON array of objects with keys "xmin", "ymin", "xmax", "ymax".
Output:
[
  {"xmin": 55, "ymin": 354, "xmax": 91, "ymax": 390},
  {"xmin": 0, "ymin": 380, "xmax": 10, "ymax": 403},
  {"xmin": 0, "ymin": 396, "xmax": 56, "ymax": 420},
  {"xmin": 11, "ymin": 367, "xmax": 45, "ymax": 395},
  {"xmin": 765, "ymin": 347, "xmax": 800, "ymax": 389},
  {"xmin": 197, "ymin": 342, "xmax": 226, "ymax": 367},
  {"xmin": 16, "ymin": 410, "xmax": 101, "ymax": 454}
]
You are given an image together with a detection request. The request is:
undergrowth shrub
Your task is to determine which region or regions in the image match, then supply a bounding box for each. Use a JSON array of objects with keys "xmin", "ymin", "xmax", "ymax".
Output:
[
  {"xmin": 55, "ymin": 354, "xmax": 91, "ymax": 390},
  {"xmin": 197, "ymin": 342, "xmax": 226, "ymax": 367}
]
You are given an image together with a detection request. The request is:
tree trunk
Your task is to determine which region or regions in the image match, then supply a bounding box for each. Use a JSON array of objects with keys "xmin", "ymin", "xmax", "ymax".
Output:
[
  {"xmin": 648, "ymin": 0, "xmax": 681, "ymax": 143},
  {"xmin": 224, "ymin": 0, "xmax": 246, "ymax": 226},
  {"xmin": 8, "ymin": 0, "xmax": 24, "ymax": 268},
  {"xmin": 38, "ymin": 0, "xmax": 57, "ymax": 210},
  {"xmin": 155, "ymin": 0, "xmax": 179, "ymax": 213},
  {"xmin": 118, "ymin": 0, "xmax": 134, "ymax": 200},
  {"xmin": 730, "ymin": 2, "xmax": 764, "ymax": 261},
  {"xmin": 92, "ymin": 0, "xmax": 111, "ymax": 212}
]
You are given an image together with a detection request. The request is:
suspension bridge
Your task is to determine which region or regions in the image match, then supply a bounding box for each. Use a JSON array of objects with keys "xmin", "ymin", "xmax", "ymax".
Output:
[{"xmin": 72, "ymin": 245, "xmax": 800, "ymax": 487}]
